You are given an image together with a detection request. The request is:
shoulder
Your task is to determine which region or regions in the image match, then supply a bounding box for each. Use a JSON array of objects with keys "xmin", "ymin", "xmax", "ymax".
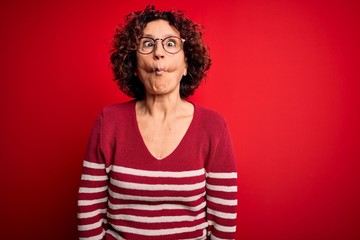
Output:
[
  {"xmin": 96, "ymin": 100, "xmax": 136, "ymax": 125},
  {"xmin": 192, "ymin": 102, "xmax": 228, "ymax": 133},
  {"xmin": 101, "ymin": 100, "xmax": 135, "ymax": 115},
  {"xmin": 194, "ymin": 103, "xmax": 226, "ymax": 124}
]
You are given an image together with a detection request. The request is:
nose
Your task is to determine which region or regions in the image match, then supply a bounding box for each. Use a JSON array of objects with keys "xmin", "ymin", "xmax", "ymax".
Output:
[{"xmin": 153, "ymin": 40, "xmax": 165, "ymax": 59}]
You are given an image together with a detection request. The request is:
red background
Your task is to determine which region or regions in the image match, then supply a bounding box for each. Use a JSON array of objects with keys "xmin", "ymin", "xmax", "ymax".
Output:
[{"xmin": 1, "ymin": 0, "xmax": 359, "ymax": 239}]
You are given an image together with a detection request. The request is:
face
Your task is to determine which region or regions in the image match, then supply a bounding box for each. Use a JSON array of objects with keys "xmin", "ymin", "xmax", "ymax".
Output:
[{"xmin": 136, "ymin": 19, "xmax": 187, "ymax": 97}]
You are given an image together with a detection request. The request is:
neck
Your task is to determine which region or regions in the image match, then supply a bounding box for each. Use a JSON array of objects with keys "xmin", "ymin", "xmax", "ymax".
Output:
[{"xmin": 138, "ymin": 94, "xmax": 185, "ymax": 120}]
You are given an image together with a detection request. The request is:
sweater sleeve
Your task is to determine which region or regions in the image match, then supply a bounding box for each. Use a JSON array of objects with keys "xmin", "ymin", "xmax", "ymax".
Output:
[
  {"xmin": 77, "ymin": 112, "xmax": 109, "ymax": 239},
  {"xmin": 206, "ymin": 121, "xmax": 238, "ymax": 240}
]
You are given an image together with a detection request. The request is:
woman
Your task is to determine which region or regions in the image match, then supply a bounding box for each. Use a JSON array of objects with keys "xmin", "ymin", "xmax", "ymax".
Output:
[{"xmin": 78, "ymin": 5, "xmax": 238, "ymax": 240}]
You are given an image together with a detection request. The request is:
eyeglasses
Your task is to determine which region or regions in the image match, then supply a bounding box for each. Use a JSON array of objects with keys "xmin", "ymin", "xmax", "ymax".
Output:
[{"xmin": 137, "ymin": 36, "xmax": 185, "ymax": 55}]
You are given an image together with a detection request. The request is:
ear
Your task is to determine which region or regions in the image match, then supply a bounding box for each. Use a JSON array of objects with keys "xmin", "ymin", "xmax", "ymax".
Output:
[{"xmin": 183, "ymin": 58, "xmax": 188, "ymax": 76}]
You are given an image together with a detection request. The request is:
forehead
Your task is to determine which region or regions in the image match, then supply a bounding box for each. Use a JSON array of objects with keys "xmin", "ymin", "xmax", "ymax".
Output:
[{"xmin": 142, "ymin": 19, "xmax": 180, "ymax": 37}]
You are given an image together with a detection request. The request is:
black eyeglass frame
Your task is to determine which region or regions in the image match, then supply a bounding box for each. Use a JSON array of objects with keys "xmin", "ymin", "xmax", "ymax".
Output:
[{"xmin": 137, "ymin": 36, "xmax": 186, "ymax": 55}]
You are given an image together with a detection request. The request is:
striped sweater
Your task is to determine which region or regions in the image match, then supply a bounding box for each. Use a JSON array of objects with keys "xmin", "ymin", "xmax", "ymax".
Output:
[{"xmin": 78, "ymin": 100, "xmax": 238, "ymax": 239}]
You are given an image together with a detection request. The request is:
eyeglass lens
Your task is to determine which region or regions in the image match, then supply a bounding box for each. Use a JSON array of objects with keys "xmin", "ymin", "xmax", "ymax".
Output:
[{"xmin": 138, "ymin": 36, "xmax": 184, "ymax": 54}]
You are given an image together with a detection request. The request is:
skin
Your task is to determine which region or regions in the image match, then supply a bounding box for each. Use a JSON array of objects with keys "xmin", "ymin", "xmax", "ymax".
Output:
[{"xmin": 135, "ymin": 19, "xmax": 194, "ymax": 160}]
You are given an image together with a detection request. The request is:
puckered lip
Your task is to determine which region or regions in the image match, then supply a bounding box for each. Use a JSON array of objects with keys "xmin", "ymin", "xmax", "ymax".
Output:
[
  {"xmin": 153, "ymin": 64, "xmax": 166, "ymax": 76},
  {"xmin": 154, "ymin": 69, "xmax": 165, "ymax": 76}
]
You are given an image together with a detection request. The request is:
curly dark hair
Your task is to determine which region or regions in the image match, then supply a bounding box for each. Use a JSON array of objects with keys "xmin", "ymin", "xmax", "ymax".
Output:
[{"xmin": 110, "ymin": 5, "xmax": 211, "ymax": 99}]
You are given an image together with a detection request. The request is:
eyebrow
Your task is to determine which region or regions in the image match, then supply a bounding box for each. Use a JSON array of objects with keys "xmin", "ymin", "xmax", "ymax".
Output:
[{"xmin": 141, "ymin": 34, "xmax": 179, "ymax": 38}]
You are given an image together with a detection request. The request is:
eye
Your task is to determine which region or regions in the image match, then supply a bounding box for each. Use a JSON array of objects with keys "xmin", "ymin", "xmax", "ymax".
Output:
[
  {"xmin": 139, "ymin": 37, "xmax": 155, "ymax": 48},
  {"xmin": 143, "ymin": 40, "xmax": 154, "ymax": 47},
  {"xmin": 165, "ymin": 38, "xmax": 178, "ymax": 48},
  {"xmin": 167, "ymin": 41, "xmax": 176, "ymax": 47}
]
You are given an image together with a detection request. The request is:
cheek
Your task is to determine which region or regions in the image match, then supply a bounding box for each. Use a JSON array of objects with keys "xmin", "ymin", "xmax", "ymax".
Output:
[
  {"xmin": 136, "ymin": 57, "xmax": 146, "ymax": 70},
  {"xmin": 135, "ymin": 59, "xmax": 152, "ymax": 83},
  {"xmin": 169, "ymin": 56, "xmax": 187, "ymax": 71},
  {"xmin": 136, "ymin": 60, "xmax": 152, "ymax": 77}
]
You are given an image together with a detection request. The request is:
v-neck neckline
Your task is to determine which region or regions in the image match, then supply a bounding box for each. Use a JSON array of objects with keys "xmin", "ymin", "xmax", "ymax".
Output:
[{"xmin": 131, "ymin": 100, "xmax": 196, "ymax": 161}]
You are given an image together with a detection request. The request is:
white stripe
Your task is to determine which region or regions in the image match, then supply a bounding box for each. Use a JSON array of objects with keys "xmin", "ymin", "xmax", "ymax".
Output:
[
  {"xmin": 209, "ymin": 235, "xmax": 220, "ymax": 240},
  {"xmin": 77, "ymin": 208, "xmax": 107, "ymax": 219},
  {"xmin": 107, "ymin": 211, "xmax": 206, "ymax": 223},
  {"xmin": 81, "ymin": 174, "xmax": 108, "ymax": 181},
  {"xmin": 78, "ymin": 218, "xmax": 103, "ymax": 231},
  {"xmin": 209, "ymin": 234, "xmax": 230, "ymax": 240},
  {"xmin": 206, "ymin": 196, "xmax": 237, "ymax": 206},
  {"xmin": 109, "ymin": 189, "xmax": 205, "ymax": 202},
  {"xmin": 206, "ymin": 183, "xmax": 237, "ymax": 192},
  {"xmin": 206, "ymin": 172, "xmax": 237, "ymax": 179},
  {"xmin": 106, "ymin": 229, "xmax": 125, "ymax": 240},
  {"xmin": 78, "ymin": 197, "xmax": 108, "ymax": 206},
  {"xmin": 110, "ymin": 178, "xmax": 205, "ymax": 191},
  {"xmin": 207, "ymin": 208, "xmax": 237, "ymax": 219},
  {"xmin": 208, "ymin": 220, "xmax": 236, "ymax": 233},
  {"xmin": 108, "ymin": 201, "xmax": 206, "ymax": 212},
  {"xmin": 183, "ymin": 229, "xmax": 207, "ymax": 240},
  {"xmin": 83, "ymin": 160, "xmax": 105, "ymax": 169},
  {"xmin": 79, "ymin": 186, "xmax": 108, "ymax": 193},
  {"xmin": 110, "ymin": 221, "xmax": 208, "ymax": 236},
  {"xmin": 79, "ymin": 229, "xmax": 105, "ymax": 240},
  {"xmin": 111, "ymin": 165, "xmax": 205, "ymax": 178}
]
